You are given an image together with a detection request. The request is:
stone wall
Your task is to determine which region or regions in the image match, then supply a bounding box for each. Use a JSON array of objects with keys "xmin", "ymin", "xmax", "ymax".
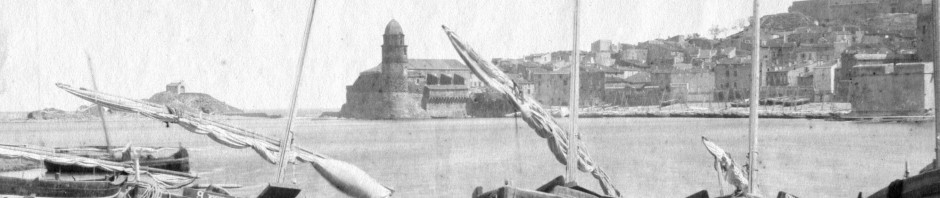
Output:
[
  {"xmin": 467, "ymin": 88, "xmax": 517, "ymax": 117},
  {"xmin": 425, "ymin": 102, "xmax": 466, "ymax": 118},
  {"xmin": 848, "ymin": 63, "xmax": 934, "ymax": 116},
  {"xmin": 339, "ymin": 72, "xmax": 430, "ymax": 119},
  {"xmin": 653, "ymin": 71, "xmax": 716, "ymax": 102},
  {"xmin": 603, "ymin": 88, "xmax": 665, "ymax": 106},
  {"xmin": 422, "ymin": 86, "xmax": 470, "ymax": 118}
]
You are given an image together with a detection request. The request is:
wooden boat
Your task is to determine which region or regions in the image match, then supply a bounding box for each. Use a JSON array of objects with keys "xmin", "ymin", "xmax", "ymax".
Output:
[
  {"xmin": 758, "ymin": 98, "xmax": 773, "ymax": 106},
  {"xmin": 0, "ymin": 174, "xmax": 126, "ymax": 198},
  {"xmin": 865, "ymin": 166, "xmax": 940, "ymax": 198},
  {"xmin": 779, "ymin": 98, "xmax": 810, "ymax": 107},
  {"xmin": 44, "ymin": 146, "xmax": 189, "ymax": 173},
  {"xmin": 473, "ymin": 176, "xmax": 613, "ymax": 198},
  {"xmin": 0, "ymin": 144, "xmax": 202, "ymax": 198},
  {"xmin": 731, "ymin": 99, "xmax": 750, "ymax": 107},
  {"xmin": 660, "ymin": 99, "xmax": 679, "ymax": 107}
]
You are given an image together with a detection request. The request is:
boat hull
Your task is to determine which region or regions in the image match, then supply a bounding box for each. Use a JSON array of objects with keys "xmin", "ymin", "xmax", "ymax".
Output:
[
  {"xmin": 473, "ymin": 176, "xmax": 610, "ymax": 198},
  {"xmin": 867, "ymin": 168, "xmax": 940, "ymax": 198},
  {"xmin": 44, "ymin": 146, "xmax": 190, "ymax": 173},
  {"xmin": 0, "ymin": 175, "xmax": 123, "ymax": 198}
]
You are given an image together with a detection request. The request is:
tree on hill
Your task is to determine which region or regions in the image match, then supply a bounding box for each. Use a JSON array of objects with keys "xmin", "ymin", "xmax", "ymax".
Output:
[{"xmin": 708, "ymin": 25, "xmax": 727, "ymax": 40}]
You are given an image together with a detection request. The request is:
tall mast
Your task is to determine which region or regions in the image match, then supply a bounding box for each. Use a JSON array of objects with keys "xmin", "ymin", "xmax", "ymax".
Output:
[
  {"xmin": 748, "ymin": 0, "xmax": 761, "ymax": 194},
  {"xmin": 566, "ymin": 0, "xmax": 581, "ymax": 184},
  {"xmin": 932, "ymin": 0, "xmax": 940, "ymax": 169},
  {"xmin": 275, "ymin": 0, "xmax": 318, "ymax": 183},
  {"xmin": 86, "ymin": 51, "xmax": 113, "ymax": 157}
]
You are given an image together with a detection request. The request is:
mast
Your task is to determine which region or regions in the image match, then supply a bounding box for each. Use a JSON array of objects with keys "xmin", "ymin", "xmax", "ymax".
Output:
[
  {"xmin": 933, "ymin": 0, "xmax": 940, "ymax": 169},
  {"xmin": 85, "ymin": 51, "xmax": 113, "ymax": 157},
  {"xmin": 566, "ymin": 0, "xmax": 581, "ymax": 184},
  {"xmin": 275, "ymin": 0, "xmax": 318, "ymax": 183},
  {"xmin": 748, "ymin": 0, "xmax": 761, "ymax": 194}
]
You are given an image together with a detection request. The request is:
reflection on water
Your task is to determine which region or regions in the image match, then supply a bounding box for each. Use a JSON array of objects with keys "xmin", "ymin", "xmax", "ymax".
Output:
[{"xmin": 0, "ymin": 118, "xmax": 932, "ymax": 197}]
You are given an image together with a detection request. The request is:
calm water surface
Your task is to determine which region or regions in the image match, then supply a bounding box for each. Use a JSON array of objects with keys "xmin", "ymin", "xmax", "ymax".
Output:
[{"xmin": 0, "ymin": 118, "xmax": 932, "ymax": 197}]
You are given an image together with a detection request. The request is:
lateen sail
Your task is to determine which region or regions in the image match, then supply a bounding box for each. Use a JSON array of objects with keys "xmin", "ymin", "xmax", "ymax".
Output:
[
  {"xmin": 441, "ymin": 26, "xmax": 622, "ymax": 197},
  {"xmin": 56, "ymin": 83, "xmax": 393, "ymax": 198}
]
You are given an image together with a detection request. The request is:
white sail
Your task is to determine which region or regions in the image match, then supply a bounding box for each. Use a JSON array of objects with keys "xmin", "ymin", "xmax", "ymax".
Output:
[
  {"xmin": 442, "ymin": 26, "xmax": 621, "ymax": 197},
  {"xmin": 701, "ymin": 136, "xmax": 750, "ymax": 196}
]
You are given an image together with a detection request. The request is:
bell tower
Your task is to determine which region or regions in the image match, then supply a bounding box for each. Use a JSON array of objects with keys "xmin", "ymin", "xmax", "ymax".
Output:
[{"xmin": 382, "ymin": 19, "xmax": 408, "ymax": 76}]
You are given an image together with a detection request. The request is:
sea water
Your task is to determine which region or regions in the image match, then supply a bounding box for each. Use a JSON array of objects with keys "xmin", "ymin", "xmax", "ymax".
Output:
[{"xmin": 0, "ymin": 117, "xmax": 932, "ymax": 197}]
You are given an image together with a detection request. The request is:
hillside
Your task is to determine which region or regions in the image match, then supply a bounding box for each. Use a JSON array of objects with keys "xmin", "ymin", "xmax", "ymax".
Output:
[
  {"xmin": 761, "ymin": 12, "xmax": 817, "ymax": 32},
  {"xmin": 865, "ymin": 13, "xmax": 916, "ymax": 32},
  {"xmin": 147, "ymin": 92, "xmax": 243, "ymax": 114}
]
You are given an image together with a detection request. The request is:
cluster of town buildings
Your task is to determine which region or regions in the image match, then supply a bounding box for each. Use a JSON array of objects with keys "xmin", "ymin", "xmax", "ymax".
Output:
[
  {"xmin": 492, "ymin": 0, "xmax": 936, "ymax": 116},
  {"xmin": 338, "ymin": 0, "xmax": 939, "ymax": 119}
]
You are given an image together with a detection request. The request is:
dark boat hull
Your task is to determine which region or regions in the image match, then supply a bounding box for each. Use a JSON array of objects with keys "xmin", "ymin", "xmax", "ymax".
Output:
[
  {"xmin": 0, "ymin": 175, "xmax": 123, "ymax": 198},
  {"xmin": 44, "ymin": 157, "xmax": 189, "ymax": 173},
  {"xmin": 44, "ymin": 146, "xmax": 190, "ymax": 173},
  {"xmin": 867, "ymin": 168, "xmax": 940, "ymax": 198},
  {"xmin": 473, "ymin": 176, "xmax": 611, "ymax": 198}
]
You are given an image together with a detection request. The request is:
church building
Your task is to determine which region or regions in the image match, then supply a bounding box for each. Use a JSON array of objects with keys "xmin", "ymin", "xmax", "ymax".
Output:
[{"xmin": 339, "ymin": 20, "xmax": 482, "ymax": 119}]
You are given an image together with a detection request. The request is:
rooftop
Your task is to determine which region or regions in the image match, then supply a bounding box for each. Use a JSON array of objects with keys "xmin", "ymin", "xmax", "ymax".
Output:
[
  {"xmin": 384, "ymin": 19, "xmax": 403, "ymax": 35},
  {"xmin": 364, "ymin": 59, "xmax": 468, "ymax": 73},
  {"xmin": 624, "ymin": 72, "xmax": 652, "ymax": 83}
]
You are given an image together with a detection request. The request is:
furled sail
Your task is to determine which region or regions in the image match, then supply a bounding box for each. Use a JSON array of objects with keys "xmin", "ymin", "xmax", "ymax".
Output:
[
  {"xmin": 701, "ymin": 136, "xmax": 750, "ymax": 196},
  {"xmin": 56, "ymin": 83, "xmax": 393, "ymax": 198},
  {"xmin": 441, "ymin": 26, "xmax": 621, "ymax": 197},
  {"xmin": 0, "ymin": 144, "xmax": 196, "ymax": 188}
]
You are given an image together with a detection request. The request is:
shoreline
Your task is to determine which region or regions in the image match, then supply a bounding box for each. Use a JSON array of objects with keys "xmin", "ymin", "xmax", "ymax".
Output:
[
  {"xmin": 6, "ymin": 102, "xmax": 931, "ymax": 122},
  {"xmin": 574, "ymin": 102, "xmax": 852, "ymax": 120}
]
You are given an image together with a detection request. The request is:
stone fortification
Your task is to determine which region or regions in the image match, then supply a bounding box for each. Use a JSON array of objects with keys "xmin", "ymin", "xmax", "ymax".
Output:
[
  {"xmin": 337, "ymin": 19, "xmax": 477, "ymax": 119},
  {"xmin": 340, "ymin": 72, "xmax": 430, "ymax": 119}
]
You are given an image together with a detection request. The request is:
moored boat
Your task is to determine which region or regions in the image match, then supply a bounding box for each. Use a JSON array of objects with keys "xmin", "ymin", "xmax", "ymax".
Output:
[
  {"xmin": 779, "ymin": 97, "xmax": 810, "ymax": 107},
  {"xmin": 865, "ymin": 167, "xmax": 940, "ymax": 198},
  {"xmin": 0, "ymin": 174, "xmax": 126, "ymax": 198},
  {"xmin": 44, "ymin": 146, "xmax": 189, "ymax": 173},
  {"xmin": 731, "ymin": 99, "xmax": 750, "ymax": 107},
  {"xmin": 473, "ymin": 176, "xmax": 612, "ymax": 198}
]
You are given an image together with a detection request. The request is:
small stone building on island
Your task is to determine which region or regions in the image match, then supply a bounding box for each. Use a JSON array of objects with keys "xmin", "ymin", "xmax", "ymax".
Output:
[{"xmin": 339, "ymin": 19, "xmax": 483, "ymax": 119}]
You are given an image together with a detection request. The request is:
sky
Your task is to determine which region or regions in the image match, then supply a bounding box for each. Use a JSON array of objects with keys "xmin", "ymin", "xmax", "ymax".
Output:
[{"xmin": 0, "ymin": 0, "xmax": 796, "ymax": 112}]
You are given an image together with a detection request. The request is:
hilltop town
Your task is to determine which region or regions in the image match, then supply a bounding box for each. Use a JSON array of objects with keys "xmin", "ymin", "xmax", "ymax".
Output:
[
  {"xmin": 487, "ymin": 0, "xmax": 933, "ymax": 117},
  {"xmin": 331, "ymin": 0, "xmax": 938, "ymax": 119}
]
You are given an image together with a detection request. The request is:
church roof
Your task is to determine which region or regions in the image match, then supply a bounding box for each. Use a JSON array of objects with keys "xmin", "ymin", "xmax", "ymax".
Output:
[
  {"xmin": 385, "ymin": 19, "xmax": 403, "ymax": 35},
  {"xmin": 364, "ymin": 59, "xmax": 469, "ymax": 73}
]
